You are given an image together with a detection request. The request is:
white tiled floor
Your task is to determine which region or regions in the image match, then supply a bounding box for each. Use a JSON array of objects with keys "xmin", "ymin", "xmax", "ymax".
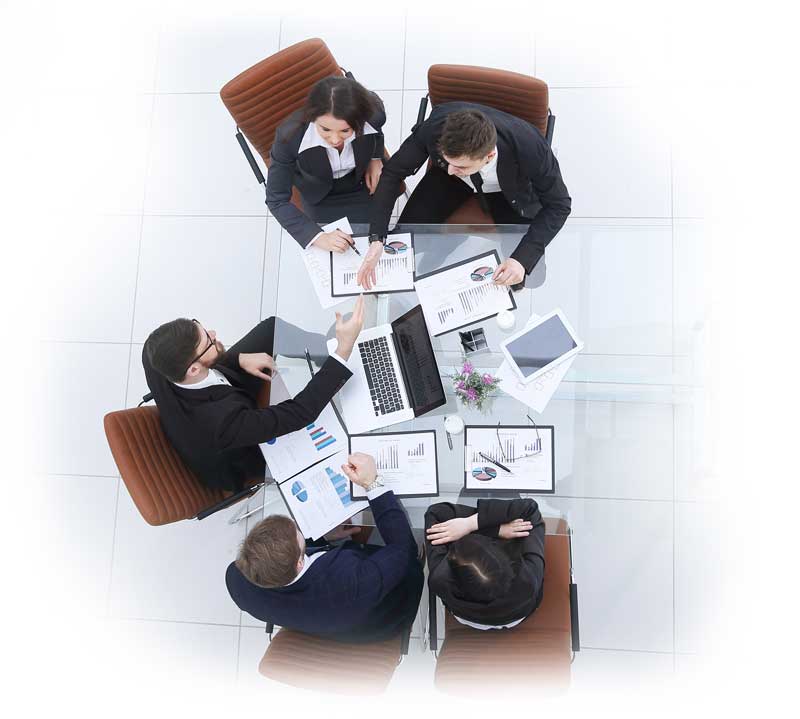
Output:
[{"xmin": 39, "ymin": 9, "xmax": 713, "ymax": 695}]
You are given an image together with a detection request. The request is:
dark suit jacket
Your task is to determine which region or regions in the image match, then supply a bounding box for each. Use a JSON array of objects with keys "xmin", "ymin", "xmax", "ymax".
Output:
[
  {"xmin": 226, "ymin": 491, "xmax": 424, "ymax": 642},
  {"xmin": 266, "ymin": 95, "xmax": 387, "ymax": 248},
  {"xmin": 425, "ymin": 498, "xmax": 546, "ymax": 626},
  {"xmin": 369, "ymin": 101, "xmax": 571, "ymax": 273},
  {"xmin": 142, "ymin": 338, "xmax": 352, "ymax": 492}
]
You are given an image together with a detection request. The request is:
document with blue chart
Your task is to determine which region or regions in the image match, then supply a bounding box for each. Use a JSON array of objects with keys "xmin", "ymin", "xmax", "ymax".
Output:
[
  {"xmin": 278, "ymin": 449, "xmax": 361, "ymax": 539},
  {"xmin": 259, "ymin": 372, "xmax": 346, "ymax": 482},
  {"xmin": 330, "ymin": 233, "xmax": 415, "ymax": 296},
  {"xmin": 464, "ymin": 424, "xmax": 555, "ymax": 493},
  {"xmin": 348, "ymin": 430, "xmax": 439, "ymax": 499},
  {"xmin": 414, "ymin": 249, "xmax": 516, "ymax": 336}
]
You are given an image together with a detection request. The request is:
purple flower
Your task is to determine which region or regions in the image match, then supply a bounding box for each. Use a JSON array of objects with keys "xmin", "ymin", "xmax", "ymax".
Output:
[
  {"xmin": 462, "ymin": 361, "xmax": 473, "ymax": 374},
  {"xmin": 456, "ymin": 380, "xmax": 466, "ymax": 390},
  {"xmin": 466, "ymin": 388, "xmax": 478, "ymax": 401},
  {"xmin": 482, "ymin": 373, "xmax": 495, "ymax": 386}
]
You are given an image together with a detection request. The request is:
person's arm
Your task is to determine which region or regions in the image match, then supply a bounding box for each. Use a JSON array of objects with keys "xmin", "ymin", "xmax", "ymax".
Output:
[
  {"xmin": 368, "ymin": 125, "xmax": 431, "ymax": 238},
  {"xmin": 516, "ymin": 501, "xmax": 546, "ymax": 597},
  {"xmin": 424, "ymin": 503, "xmax": 479, "ymax": 576},
  {"xmin": 368, "ymin": 92, "xmax": 386, "ymax": 160},
  {"xmin": 265, "ymin": 131, "xmax": 323, "ymax": 249},
  {"xmin": 341, "ymin": 455, "xmax": 419, "ymax": 606},
  {"xmin": 509, "ymin": 141, "xmax": 572, "ymax": 274},
  {"xmin": 214, "ymin": 356, "xmax": 352, "ymax": 449},
  {"xmin": 476, "ymin": 498, "xmax": 541, "ymax": 538}
]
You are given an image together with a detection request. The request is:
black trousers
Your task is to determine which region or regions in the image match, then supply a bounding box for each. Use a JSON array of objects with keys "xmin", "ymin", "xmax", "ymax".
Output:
[
  {"xmin": 303, "ymin": 171, "xmax": 373, "ymax": 225},
  {"xmin": 398, "ymin": 166, "xmax": 532, "ymax": 224}
]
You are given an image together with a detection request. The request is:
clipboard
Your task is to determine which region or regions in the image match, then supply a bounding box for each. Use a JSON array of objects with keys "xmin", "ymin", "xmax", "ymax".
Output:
[
  {"xmin": 348, "ymin": 429, "xmax": 440, "ymax": 500},
  {"xmin": 330, "ymin": 232, "xmax": 416, "ymax": 297},
  {"xmin": 413, "ymin": 249, "xmax": 517, "ymax": 336},
  {"xmin": 463, "ymin": 424, "xmax": 555, "ymax": 494}
]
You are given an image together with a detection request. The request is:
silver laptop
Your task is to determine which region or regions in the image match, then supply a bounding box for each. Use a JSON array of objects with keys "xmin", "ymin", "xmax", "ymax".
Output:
[{"xmin": 326, "ymin": 304, "xmax": 446, "ymax": 434}]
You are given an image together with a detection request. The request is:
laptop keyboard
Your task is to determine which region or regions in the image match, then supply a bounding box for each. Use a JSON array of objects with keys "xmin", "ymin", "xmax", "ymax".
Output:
[{"xmin": 358, "ymin": 336, "xmax": 406, "ymax": 416}]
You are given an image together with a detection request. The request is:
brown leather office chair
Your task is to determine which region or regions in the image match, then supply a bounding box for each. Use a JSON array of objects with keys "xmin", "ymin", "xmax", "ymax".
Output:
[
  {"xmin": 415, "ymin": 63, "xmax": 555, "ymax": 225},
  {"xmin": 103, "ymin": 382, "xmax": 271, "ymax": 526},
  {"xmin": 220, "ymin": 37, "xmax": 401, "ymax": 211},
  {"xmin": 428, "ymin": 518, "xmax": 579, "ymax": 694},
  {"xmin": 257, "ymin": 626, "xmax": 410, "ymax": 695}
]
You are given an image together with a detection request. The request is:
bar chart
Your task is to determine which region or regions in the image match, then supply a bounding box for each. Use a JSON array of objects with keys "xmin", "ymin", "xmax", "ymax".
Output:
[
  {"xmin": 306, "ymin": 422, "xmax": 336, "ymax": 451},
  {"xmin": 325, "ymin": 466, "xmax": 352, "ymax": 507}
]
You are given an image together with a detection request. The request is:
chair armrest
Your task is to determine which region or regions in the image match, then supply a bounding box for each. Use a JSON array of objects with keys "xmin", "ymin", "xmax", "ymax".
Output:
[
  {"xmin": 195, "ymin": 482, "xmax": 264, "ymax": 520},
  {"xmin": 400, "ymin": 624, "xmax": 411, "ymax": 656},
  {"xmin": 413, "ymin": 95, "xmax": 429, "ymax": 132},
  {"xmin": 570, "ymin": 582, "xmax": 580, "ymax": 652},
  {"xmin": 428, "ymin": 588, "xmax": 438, "ymax": 653},
  {"xmin": 545, "ymin": 111, "xmax": 555, "ymax": 146},
  {"xmin": 235, "ymin": 129, "xmax": 266, "ymax": 185}
]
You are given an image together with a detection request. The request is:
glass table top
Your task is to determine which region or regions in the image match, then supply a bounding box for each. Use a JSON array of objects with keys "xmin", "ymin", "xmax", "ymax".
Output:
[{"xmin": 260, "ymin": 221, "xmax": 700, "ymax": 528}]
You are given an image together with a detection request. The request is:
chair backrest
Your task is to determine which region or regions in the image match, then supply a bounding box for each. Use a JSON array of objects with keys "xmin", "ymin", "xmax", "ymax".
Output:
[
  {"xmin": 220, "ymin": 38, "xmax": 342, "ymax": 168},
  {"xmin": 428, "ymin": 63, "xmax": 550, "ymax": 137},
  {"xmin": 433, "ymin": 519, "xmax": 573, "ymax": 693},
  {"xmin": 103, "ymin": 406, "xmax": 226, "ymax": 526},
  {"xmin": 258, "ymin": 629, "xmax": 402, "ymax": 694}
]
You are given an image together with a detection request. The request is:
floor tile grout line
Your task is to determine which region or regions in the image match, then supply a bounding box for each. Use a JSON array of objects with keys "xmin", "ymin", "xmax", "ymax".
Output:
[
  {"xmin": 580, "ymin": 646, "xmax": 675, "ymax": 655},
  {"xmin": 105, "ymin": 476, "xmax": 122, "ymax": 617},
  {"xmin": 400, "ymin": 10, "xmax": 408, "ymax": 133},
  {"xmin": 119, "ymin": 617, "xmax": 243, "ymax": 628},
  {"xmin": 257, "ymin": 217, "xmax": 268, "ymax": 320},
  {"xmin": 669, "ymin": 110, "xmax": 678, "ymax": 663}
]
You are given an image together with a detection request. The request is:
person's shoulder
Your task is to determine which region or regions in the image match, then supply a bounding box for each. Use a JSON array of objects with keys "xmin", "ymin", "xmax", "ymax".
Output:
[{"xmin": 274, "ymin": 110, "xmax": 306, "ymax": 147}]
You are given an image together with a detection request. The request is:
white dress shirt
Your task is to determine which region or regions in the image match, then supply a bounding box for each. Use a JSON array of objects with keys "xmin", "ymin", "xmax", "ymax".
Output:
[
  {"xmin": 453, "ymin": 613, "xmax": 526, "ymax": 631},
  {"xmin": 298, "ymin": 121, "xmax": 378, "ymax": 179},
  {"xmin": 456, "ymin": 146, "xmax": 501, "ymax": 194}
]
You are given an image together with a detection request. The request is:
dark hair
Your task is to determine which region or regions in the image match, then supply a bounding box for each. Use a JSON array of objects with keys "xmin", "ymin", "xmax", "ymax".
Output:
[
  {"xmin": 300, "ymin": 76, "xmax": 378, "ymax": 135},
  {"xmin": 144, "ymin": 318, "xmax": 199, "ymax": 383},
  {"xmin": 447, "ymin": 534, "xmax": 514, "ymax": 603},
  {"xmin": 438, "ymin": 109, "xmax": 497, "ymax": 160},
  {"xmin": 236, "ymin": 515, "xmax": 302, "ymax": 588}
]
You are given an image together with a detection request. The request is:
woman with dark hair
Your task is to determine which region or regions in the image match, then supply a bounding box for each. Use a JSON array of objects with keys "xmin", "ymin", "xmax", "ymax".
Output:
[
  {"xmin": 266, "ymin": 75, "xmax": 388, "ymax": 251},
  {"xmin": 425, "ymin": 498, "xmax": 546, "ymax": 629}
]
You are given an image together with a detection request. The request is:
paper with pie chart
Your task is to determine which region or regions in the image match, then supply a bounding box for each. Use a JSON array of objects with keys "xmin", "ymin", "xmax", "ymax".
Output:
[
  {"xmin": 464, "ymin": 425, "xmax": 555, "ymax": 493},
  {"xmin": 258, "ymin": 373, "xmax": 346, "ymax": 482},
  {"xmin": 331, "ymin": 233, "xmax": 415, "ymax": 296},
  {"xmin": 414, "ymin": 250, "xmax": 516, "ymax": 336},
  {"xmin": 278, "ymin": 450, "xmax": 362, "ymax": 539}
]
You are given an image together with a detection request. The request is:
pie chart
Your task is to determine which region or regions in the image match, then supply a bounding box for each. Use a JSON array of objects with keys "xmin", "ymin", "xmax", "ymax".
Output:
[
  {"xmin": 291, "ymin": 481, "xmax": 308, "ymax": 502},
  {"xmin": 472, "ymin": 466, "xmax": 498, "ymax": 481},
  {"xmin": 470, "ymin": 266, "xmax": 494, "ymax": 282},
  {"xmin": 384, "ymin": 240, "xmax": 408, "ymax": 255}
]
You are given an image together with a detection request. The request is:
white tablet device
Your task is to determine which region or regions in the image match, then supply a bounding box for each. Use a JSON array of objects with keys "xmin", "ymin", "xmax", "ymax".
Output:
[{"xmin": 499, "ymin": 309, "xmax": 583, "ymax": 384}]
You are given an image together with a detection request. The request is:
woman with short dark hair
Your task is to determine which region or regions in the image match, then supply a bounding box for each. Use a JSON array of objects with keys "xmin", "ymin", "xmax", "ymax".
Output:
[
  {"xmin": 266, "ymin": 75, "xmax": 388, "ymax": 252},
  {"xmin": 425, "ymin": 498, "xmax": 546, "ymax": 630}
]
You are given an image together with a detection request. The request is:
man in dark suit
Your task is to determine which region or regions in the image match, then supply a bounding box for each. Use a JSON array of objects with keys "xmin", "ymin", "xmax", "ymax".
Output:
[
  {"xmin": 425, "ymin": 498, "xmax": 545, "ymax": 629},
  {"xmin": 357, "ymin": 102, "xmax": 571, "ymax": 289},
  {"xmin": 142, "ymin": 297, "xmax": 364, "ymax": 492},
  {"xmin": 226, "ymin": 452, "xmax": 423, "ymax": 642}
]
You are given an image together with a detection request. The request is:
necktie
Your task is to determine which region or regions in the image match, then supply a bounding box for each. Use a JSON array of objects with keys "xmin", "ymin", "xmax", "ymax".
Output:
[{"xmin": 470, "ymin": 172, "xmax": 491, "ymax": 215}]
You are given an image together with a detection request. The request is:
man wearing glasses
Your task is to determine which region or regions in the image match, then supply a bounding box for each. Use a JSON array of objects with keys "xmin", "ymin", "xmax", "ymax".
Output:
[{"xmin": 142, "ymin": 298, "xmax": 364, "ymax": 492}]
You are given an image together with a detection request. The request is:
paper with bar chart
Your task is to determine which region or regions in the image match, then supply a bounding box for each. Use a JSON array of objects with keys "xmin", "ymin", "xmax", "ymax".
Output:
[
  {"xmin": 278, "ymin": 450, "xmax": 362, "ymax": 539},
  {"xmin": 414, "ymin": 250, "xmax": 516, "ymax": 336},
  {"xmin": 259, "ymin": 374, "xmax": 347, "ymax": 482},
  {"xmin": 331, "ymin": 233, "xmax": 415, "ymax": 296},
  {"xmin": 464, "ymin": 425, "xmax": 555, "ymax": 492},
  {"xmin": 349, "ymin": 430, "xmax": 439, "ymax": 498},
  {"xmin": 300, "ymin": 217, "xmax": 352, "ymax": 309}
]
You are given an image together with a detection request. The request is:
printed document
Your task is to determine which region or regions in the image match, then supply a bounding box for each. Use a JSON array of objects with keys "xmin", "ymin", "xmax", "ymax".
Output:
[
  {"xmin": 331, "ymin": 233, "xmax": 415, "ymax": 295},
  {"xmin": 301, "ymin": 217, "xmax": 351, "ymax": 309}
]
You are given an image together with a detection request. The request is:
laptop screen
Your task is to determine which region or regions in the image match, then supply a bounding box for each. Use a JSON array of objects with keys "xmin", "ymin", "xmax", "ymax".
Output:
[{"xmin": 392, "ymin": 305, "xmax": 447, "ymax": 416}]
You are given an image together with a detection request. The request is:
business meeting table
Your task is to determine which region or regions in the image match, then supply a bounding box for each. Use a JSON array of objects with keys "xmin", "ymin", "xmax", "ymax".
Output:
[{"xmin": 254, "ymin": 222, "xmax": 687, "ymax": 530}]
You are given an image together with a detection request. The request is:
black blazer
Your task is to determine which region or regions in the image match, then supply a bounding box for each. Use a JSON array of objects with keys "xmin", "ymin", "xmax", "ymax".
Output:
[
  {"xmin": 226, "ymin": 491, "xmax": 424, "ymax": 642},
  {"xmin": 266, "ymin": 95, "xmax": 387, "ymax": 248},
  {"xmin": 424, "ymin": 498, "xmax": 546, "ymax": 626},
  {"xmin": 369, "ymin": 101, "xmax": 572, "ymax": 273},
  {"xmin": 142, "ymin": 340, "xmax": 352, "ymax": 492}
]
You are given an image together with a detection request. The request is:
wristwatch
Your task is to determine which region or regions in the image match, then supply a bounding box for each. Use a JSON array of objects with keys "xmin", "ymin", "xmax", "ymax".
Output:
[
  {"xmin": 368, "ymin": 233, "xmax": 386, "ymax": 244},
  {"xmin": 363, "ymin": 475, "xmax": 385, "ymax": 493}
]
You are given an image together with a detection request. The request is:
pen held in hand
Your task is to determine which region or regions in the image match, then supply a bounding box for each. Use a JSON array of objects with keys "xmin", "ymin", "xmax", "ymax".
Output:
[
  {"xmin": 479, "ymin": 452, "xmax": 511, "ymax": 473},
  {"xmin": 348, "ymin": 239, "xmax": 362, "ymax": 256}
]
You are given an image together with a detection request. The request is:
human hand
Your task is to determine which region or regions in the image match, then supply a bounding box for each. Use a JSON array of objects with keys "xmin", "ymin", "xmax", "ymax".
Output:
[
  {"xmin": 340, "ymin": 452, "xmax": 377, "ymax": 489},
  {"xmin": 498, "ymin": 518, "xmax": 533, "ymax": 540},
  {"xmin": 314, "ymin": 230, "xmax": 354, "ymax": 254},
  {"xmin": 364, "ymin": 158, "xmax": 383, "ymax": 194},
  {"xmin": 324, "ymin": 523, "xmax": 362, "ymax": 542},
  {"xmin": 425, "ymin": 515, "xmax": 479, "ymax": 545},
  {"xmin": 238, "ymin": 352, "xmax": 276, "ymax": 381},
  {"xmin": 493, "ymin": 258, "xmax": 525, "ymax": 286},
  {"xmin": 334, "ymin": 295, "xmax": 365, "ymax": 361},
  {"xmin": 356, "ymin": 241, "xmax": 383, "ymax": 290}
]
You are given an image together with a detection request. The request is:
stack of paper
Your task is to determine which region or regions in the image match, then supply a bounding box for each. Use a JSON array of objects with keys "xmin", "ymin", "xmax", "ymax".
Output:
[{"xmin": 497, "ymin": 313, "xmax": 577, "ymax": 413}]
